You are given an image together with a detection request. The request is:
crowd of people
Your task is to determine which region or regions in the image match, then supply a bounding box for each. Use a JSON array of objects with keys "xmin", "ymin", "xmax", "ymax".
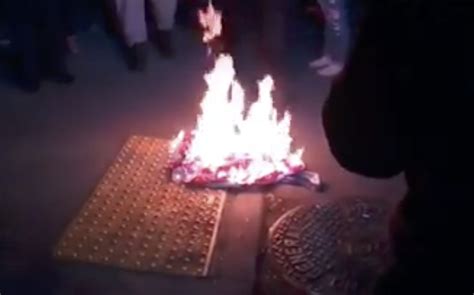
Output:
[
  {"xmin": 1, "ymin": 1, "xmax": 472, "ymax": 295},
  {"xmin": 0, "ymin": 0, "xmax": 356, "ymax": 93},
  {"xmin": 0, "ymin": 0, "xmax": 178, "ymax": 92}
]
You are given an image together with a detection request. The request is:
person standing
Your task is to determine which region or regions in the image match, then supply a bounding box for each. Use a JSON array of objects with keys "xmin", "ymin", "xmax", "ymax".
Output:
[
  {"xmin": 7, "ymin": 0, "xmax": 75, "ymax": 92},
  {"xmin": 323, "ymin": 1, "xmax": 473, "ymax": 294},
  {"xmin": 308, "ymin": 0, "xmax": 350, "ymax": 77},
  {"xmin": 114, "ymin": 0, "xmax": 178, "ymax": 71},
  {"xmin": 258, "ymin": 0, "xmax": 290, "ymax": 75},
  {"xmin": 211, "ymin": 0, "xmax": 290, "ymax": 72}
]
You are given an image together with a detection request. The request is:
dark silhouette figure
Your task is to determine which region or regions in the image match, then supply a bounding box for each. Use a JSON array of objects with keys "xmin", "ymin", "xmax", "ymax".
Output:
[
  {"xmin": 323, "ymin": 1, "xmax": 473, "ymax": 294},
  {"xmin": 7, "ymin": 0, "xmax": 74, "ymax": 92},
  {"xmin": 211, "ymin": 0, "xmax": 290, "ymax": 71}
]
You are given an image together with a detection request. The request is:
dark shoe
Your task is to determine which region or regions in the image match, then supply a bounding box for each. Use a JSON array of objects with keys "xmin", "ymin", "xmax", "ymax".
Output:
[
  {"xmin": 155, "ymin": 30, "xmax": 175, "ymax": 58},
  {"xmin": 128, "ymin": 42, "xmax": 147, "ymax": 71}
]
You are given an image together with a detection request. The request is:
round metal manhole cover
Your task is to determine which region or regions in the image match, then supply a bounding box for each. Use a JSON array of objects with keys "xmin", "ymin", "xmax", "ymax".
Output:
[{"xmin": 268, "ymin": 198, "xmax": 391, "ymax": 294}]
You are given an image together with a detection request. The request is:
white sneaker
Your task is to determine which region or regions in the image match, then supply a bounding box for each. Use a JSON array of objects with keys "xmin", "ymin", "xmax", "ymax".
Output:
[
  {"xmin": 317, "ymin": 62, "xmax": 343, "ymax": 77},
  {"xmin": 308, "ymin": 56, "xmax": 332, "ymax": 69}
]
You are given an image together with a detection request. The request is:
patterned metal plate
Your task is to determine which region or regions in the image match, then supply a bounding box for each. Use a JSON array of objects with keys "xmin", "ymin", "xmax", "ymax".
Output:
[
  {"xmin": 268, "ymin": 198, "xmax": 390, "ymax": 294},
  {"xmin": 55, "ymin": 136, "xmax": 226, "ymax": 277}
]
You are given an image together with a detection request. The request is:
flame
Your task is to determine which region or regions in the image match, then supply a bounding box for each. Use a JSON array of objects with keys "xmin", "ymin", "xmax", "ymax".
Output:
[
  {"xmin": 170, "ymin": 1, "xmax": 304, "ymax": 186},
  {"xmin": 171, "ymin": 55, "xmax": 304, "ymax": 185},
  {"xmin": 198, "ymin": 1, "xmax": 222, "ymax": 44}
]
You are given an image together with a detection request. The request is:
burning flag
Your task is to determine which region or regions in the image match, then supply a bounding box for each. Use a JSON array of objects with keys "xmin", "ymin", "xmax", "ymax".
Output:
[
  {"xmin": 169, "ymin": 1, "xmax": 321, "ymax": 189},
  {"xmin": 170, "ymin": 54, "xmax": 305, "ymax": 187}
]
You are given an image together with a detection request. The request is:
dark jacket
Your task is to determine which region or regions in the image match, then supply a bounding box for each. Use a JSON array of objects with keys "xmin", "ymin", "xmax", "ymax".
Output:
[
  {"xmin": 6, "ymin": 0, "xmax": 75, "ymax": 34},
  {"xmin": 323, "ymin": 0, "xmax": 473, "ymax": 292}
]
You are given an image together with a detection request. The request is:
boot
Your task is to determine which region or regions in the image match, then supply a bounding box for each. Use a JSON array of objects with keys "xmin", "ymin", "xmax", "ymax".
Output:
[{"xmin": 128, "ymin": 42, "xmax": 147, "ymax": 71}]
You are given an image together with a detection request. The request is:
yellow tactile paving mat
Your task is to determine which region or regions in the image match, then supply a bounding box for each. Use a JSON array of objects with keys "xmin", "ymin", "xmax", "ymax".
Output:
[{"xmin": 55, "ymin": 136, "xmax": 226, "ymax": 277}]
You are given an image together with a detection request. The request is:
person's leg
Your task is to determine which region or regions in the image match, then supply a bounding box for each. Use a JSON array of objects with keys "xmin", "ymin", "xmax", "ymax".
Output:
[
  {"xmin": 259, "ymin": 0, "xmax": 288, "ymax": 71},
  {"xmin": 312, "ymin": 0, "xmax": 349, "ymax": 76},
  {"xmin": 7, "ymin": 0, "xmax": 41, "ymax": 92},
  {"xmin": 12, "ymin": 23, "xmax": 41, "ymax": 92},
  {"xmin": 150, "ymin": 0, "xmax": 177, "ymax": 31},
  {"xmin": 115, "ymin": 0, "xmax": 147, "ymax": 46},
  {"xmin": 115, "ymin": 0, "xmax": 148, "ymax": 70},
  {"xmin": 329, "ymin": 0, "xmax": 350, "ymax": 64},
  {"xmin": 149, "ymin": 0, "xmax": 178, "ymax": 57},
  {"xmin": 63, "ymin": 0, "xmax": 83, "ymax": 55},
  {"xmin": 40, "ymin": 0, "xmax": 74, "ymax": 83},
  {"xmin": 213, "ymin": 0, "xmax": 239, "ymax": 54},
  {"xmin": 258, "ymin": 0, "xmax": 291, "ymax": 109},
  {"xmin": 309, "ymin": 0, "xmax": 332, "ymax": 68}
]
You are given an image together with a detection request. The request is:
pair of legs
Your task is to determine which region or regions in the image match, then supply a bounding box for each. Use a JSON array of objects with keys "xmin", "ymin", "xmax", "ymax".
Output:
[
  {"xmin": 215, "ymin": 0, "xmax": 288, "ymax": 65},
  {"xmin": 213, "ymin": 0, "xmax": 290, "ymax": 101},
  {"xmin": 9, "ymin": 1, "xmax": 74, "ymax": 92},
  {"xmin": 309, "ymin": 0, "xmax": 350, "ymax": 77},
  {"xmin": 258, "ymin": 0, "xmax": 290, "ymax": 74},
  {"xmin": 114, "ymin": 0, "xmax": 177, "ymax": 69}
]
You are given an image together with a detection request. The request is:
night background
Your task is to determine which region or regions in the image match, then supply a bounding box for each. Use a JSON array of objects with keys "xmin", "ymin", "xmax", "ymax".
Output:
[{"xmin": 0, "ymin": 1, "xmax": 471, "ymax": 294}]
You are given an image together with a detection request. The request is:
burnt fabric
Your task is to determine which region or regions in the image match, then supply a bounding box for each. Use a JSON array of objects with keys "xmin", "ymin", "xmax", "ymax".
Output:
[{"xmin": 323, "ymin": 1, "xmax": 473, "ymax": 294}]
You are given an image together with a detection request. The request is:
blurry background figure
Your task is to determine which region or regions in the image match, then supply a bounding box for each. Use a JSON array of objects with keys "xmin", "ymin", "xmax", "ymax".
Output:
[
  {"xmin": 258, "ymin": 0, "xmax": 291, "ymax": 76},
  {"xmin": 6, "ymin": 0, "xmax": 75, "ymax": 93},
  {"xmin": 211, "ymin": 0, "xmax": 290, "ymax": 71},
  {"xmin": 308, "ymin": 0, "xmax": 350, "ymax": 77},
  {"xmin": 63, "ymin": 0, "xmax": 86, "ymax": 55},
  {"xmin": 67, "ymin": 0, "xmax": 95, "ymax": 55},
  {"xmin": 209, "ymin": 0, "xmax": 291, "ymax": 109},
  {"xmin": 114, "ymin": 0, "xmax": 178, "ymax": 71}
]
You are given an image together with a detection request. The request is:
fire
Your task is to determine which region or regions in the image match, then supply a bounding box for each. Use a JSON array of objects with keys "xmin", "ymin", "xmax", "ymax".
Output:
[
  {"xmin": 198, "ymin": 1, "xmax": 222, "ymax": 44},
  {"xmin": 170, "ymin": 1, "xmax": 305, "ymax": 187}
]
